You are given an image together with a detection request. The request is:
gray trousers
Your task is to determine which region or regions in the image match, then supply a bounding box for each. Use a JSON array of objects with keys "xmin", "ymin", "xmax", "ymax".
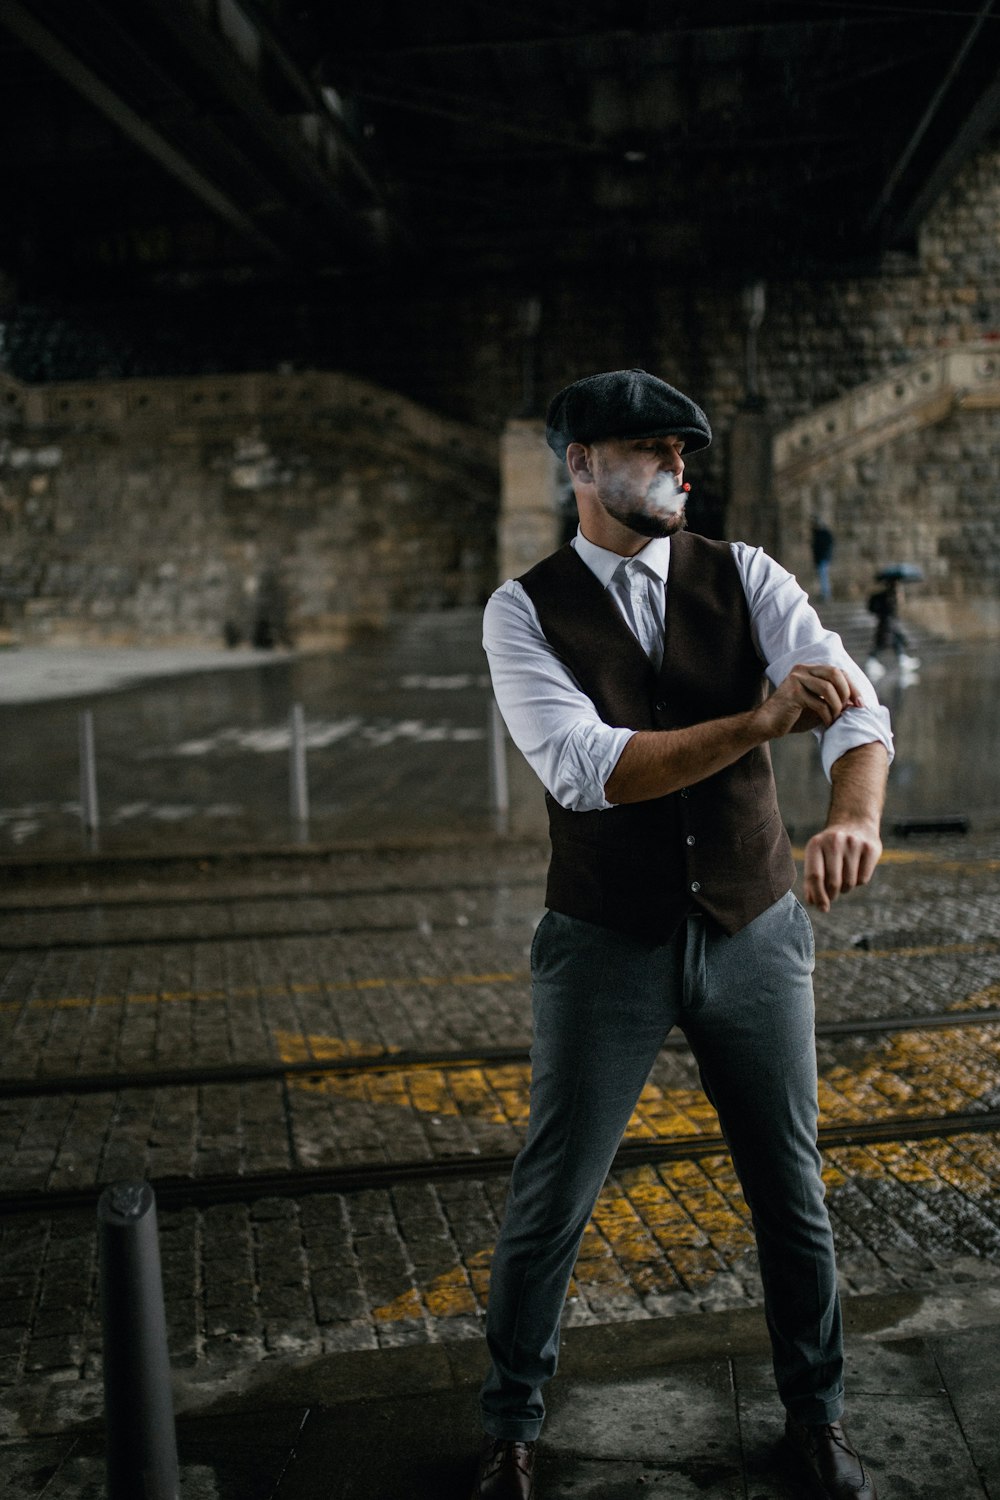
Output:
[{"xmin": 480, "ymin": 893, "xmax": 844, "ymax": 1440}]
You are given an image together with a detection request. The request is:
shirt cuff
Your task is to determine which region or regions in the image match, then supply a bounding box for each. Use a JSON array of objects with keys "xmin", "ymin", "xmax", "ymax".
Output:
[
  {"xmin": 817, "ymin": 704, "xmax": 894, "ymax": 781},
  {"xmin": 553, "ymin": 723, "xmax": 636, "ymax": 811}
]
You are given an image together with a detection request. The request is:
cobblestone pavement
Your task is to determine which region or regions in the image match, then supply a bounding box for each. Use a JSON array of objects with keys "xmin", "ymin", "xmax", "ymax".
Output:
[{"xmin": 0, "ymin": 829, "xmax": 998, "ymax": 1443}]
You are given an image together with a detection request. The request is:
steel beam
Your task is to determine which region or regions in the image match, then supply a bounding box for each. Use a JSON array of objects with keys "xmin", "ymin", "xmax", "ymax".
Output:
[
  {"xmin": 864, "ymin": 0, "xmax": 998, "ymax": 242},
  {"xmin": 889, "ymin": 63, "xmax": 1000, "ymax": 242},
  {"xmin": 0, "ymin": 0, "xmax": 284, "ymax": 259},
  {"xmin": 125, "ymin": 0, "xmax": 386, "ymax": 244}
]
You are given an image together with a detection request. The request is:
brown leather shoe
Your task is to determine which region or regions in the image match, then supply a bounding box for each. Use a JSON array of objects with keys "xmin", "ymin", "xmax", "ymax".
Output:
[
  {"xmin": 785, "ymin": 1415, "xmax": 877, "ymax": 1498},
  {"xmin": 469, "ymin": 1436, "xmax": 536, "ymax": 1499}
]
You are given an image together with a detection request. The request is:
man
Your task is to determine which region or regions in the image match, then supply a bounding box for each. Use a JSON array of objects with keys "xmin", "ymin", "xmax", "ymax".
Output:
[
  {"xmin": 811, "ymin": 518, "xmax": 835, "ymax": 601},
  {"xmin": 472, "ymin": 369, "xmax": 892, "ymax": 1500}
]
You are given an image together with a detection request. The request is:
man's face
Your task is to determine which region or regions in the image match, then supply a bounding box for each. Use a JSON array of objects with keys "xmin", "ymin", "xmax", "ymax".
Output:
[{"xmin": 587, "ymin": 436, "xmax": 687, "ymax": 538}]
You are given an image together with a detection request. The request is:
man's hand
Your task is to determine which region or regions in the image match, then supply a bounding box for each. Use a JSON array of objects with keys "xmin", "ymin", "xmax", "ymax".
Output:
[
  {"xmin": 803, "ymin": 820, "xmax": 882, "ymax": 912},
  {"xmin": 803, "ymin": 742, "xmax": 889, "ymax": 912},
  {"xmin": 753, "ymin": 664, "xmax": 864, "ymax": 740}
]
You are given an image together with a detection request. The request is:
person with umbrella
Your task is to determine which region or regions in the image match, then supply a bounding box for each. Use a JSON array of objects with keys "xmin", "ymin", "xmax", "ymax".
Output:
[{"xmin": 865, "ymin": 564, "xmax": 922, "ymax": 680}]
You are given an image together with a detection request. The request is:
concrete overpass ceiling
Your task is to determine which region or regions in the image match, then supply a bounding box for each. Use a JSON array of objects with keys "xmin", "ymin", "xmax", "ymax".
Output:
[{"xmin": 1, "ymin": 0, "xmax": 999, "ymax": 293}]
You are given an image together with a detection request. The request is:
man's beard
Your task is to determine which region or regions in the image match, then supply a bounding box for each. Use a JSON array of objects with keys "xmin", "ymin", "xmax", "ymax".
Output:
[{"xmin": 599, "ymin": 496, "xmax": 688, "ymax": 538}]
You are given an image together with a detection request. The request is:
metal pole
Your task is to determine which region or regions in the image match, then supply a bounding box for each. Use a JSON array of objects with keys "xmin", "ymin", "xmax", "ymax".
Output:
[
  {"xmin": 79, "ymin": 710, "xmax": 99, "ymax": 836},
  {"xmin": 488, "ymin": 696, "xmax": 510, "ymax": 836},
  {"xmin": 289, "ymin": 703, "xmax": 310, "ymax": 832},
  {"xmin": 98, "ymin": 1181, "xmax": 180, "ymax": 1500}
]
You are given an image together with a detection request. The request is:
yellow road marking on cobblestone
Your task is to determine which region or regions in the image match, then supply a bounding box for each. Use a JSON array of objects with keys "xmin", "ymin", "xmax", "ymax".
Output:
[
  {"xmin": 0, "ymin": 970, "xmax": 528, "ymax": 1013},
  {"xmin": 275, "ymin": 1027, "xmax": 713, "ymax": 1130},
  {"xmin": 368, "ymin": 1130, "xmax": 1000, "ymax": 1323},
  {"xmin": 964, "ymin": 982, "xmax": 1000, "ymax": 1008},
  {"xmin": 816, "ymin": 940, "xmax": 999, "ymax": 961},
  {"xmin": 792, "ymin": 845, "xmax": 932, "ymax": 864},
  {"xmin": 792, "ymin": 846, "xmax": 1000, "ymax": 873},
  {"xmin": 369, "ymin": 1131, "xmax": 1000, "ymax": 1325},
  {"xmin": 278, "ymin": 1002, "xmax": 999, "ymax": 1140},
  {"xmin": 4, "ymin": 939, "xmax": 999, "ymax": 1014},
  {"xmin": 374, "ymin": 1265, "xmax": 479, "ymax": 1323},
  {"xmin": 274, "ymin": 1031, "xmax": 399, "ymax": 1065},
  {"xmin": 286, "ymin": 998, "xmax": 999, "ymax": 1325}
]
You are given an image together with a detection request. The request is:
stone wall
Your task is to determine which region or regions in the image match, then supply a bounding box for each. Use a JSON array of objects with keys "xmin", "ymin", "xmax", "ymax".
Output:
[
  {"xmin": 778, "ymin": 401, "xmax": 1000, "ymax": 639},
  {"xmin": 5, "ymin": 144, "xmax": 1000, "ymax": 635},
  {"xmin": 0, "ymin": 372, "xmax": 497, "ymax": 647},
  {"xmin": 768, "ymin": 345, "xmax": 1000, "ymax": 635}
]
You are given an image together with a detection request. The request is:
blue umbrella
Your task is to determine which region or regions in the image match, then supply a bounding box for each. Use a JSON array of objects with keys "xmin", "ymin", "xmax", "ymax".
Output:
[{"xmin": 876, "ymin": 563, "xmax": 924, "ymax": 582}]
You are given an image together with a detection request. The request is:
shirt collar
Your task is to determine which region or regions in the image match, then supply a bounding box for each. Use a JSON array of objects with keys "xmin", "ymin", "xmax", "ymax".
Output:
[{"xmin": 571, "ymin": 527, "xmax": 672, "ymax": 587}]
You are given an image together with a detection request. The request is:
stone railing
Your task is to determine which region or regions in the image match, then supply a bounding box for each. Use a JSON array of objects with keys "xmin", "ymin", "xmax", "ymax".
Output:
[
  {"xmin": 1, "ymin": 367, "xmax": 495, "ymax": 468},
  {"xmin": 773, "ymin": 341, "xmax": 1000, "ymax": 485}
]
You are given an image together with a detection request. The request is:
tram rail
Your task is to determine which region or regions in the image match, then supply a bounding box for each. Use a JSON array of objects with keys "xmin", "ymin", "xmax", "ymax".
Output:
[
  {"xmin": 1, "ymin": 1006, "xmax": 998, "ymax": 1101},
  {"xmin": 2, "ymin": 852, "xmax": 997, "ymax": 1232},
  {"xmin": 0, "ymin": 873, "xmax": 545, "ymax": 917},
  {"xmin": 4, "ymin": 921, "xmax": 1000, "ymax": 956},
  {"xmin": 0, "ymin": 1106, "xmax": 997, "ymax": 1220},
  {"xmin": 0, "ymin": 1005, "xmax": 997, "ymax": 1218}
]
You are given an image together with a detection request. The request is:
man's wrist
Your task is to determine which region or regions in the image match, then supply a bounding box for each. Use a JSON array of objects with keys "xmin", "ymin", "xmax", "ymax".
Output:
[{"xmin": 821, "ymin": 814, "xmax": 882, "ymax": 842}]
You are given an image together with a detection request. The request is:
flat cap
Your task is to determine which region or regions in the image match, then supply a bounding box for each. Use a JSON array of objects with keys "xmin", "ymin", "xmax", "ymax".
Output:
[{"xmin": 544, "ymin": 368, "xmax": 712, "ymax": 461}]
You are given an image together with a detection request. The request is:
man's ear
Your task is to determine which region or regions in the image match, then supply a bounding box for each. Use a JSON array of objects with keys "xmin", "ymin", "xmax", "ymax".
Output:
[{"xmin": 566, "ymin": 442, "xmax": 594, "ymax": 484}]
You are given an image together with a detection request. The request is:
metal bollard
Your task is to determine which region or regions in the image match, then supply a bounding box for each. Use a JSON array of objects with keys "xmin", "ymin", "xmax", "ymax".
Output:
[
  {"xmin": 79, "ymin": 710, "xmax": 99, "ymax": 837},
  {"xmin": 98, "ymin": 1181, "xmax": 180, "ymax": 1500},
  {"xmin": 289, "ymin": 702, "xmax": 310, "ymax": 835},
  {"xmin": 488, "ymin": 696, "xmax": 510, "ymax": 836}
]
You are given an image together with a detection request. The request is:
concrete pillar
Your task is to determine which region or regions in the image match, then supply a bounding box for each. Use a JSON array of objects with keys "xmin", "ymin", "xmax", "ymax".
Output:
[
  {"xmin": 727, "ymin": 405, "xmax": 781, "ymax": 560},
  {"xmin": 497, "ymin": 419, "xmax": 562, "ymax": 581}
]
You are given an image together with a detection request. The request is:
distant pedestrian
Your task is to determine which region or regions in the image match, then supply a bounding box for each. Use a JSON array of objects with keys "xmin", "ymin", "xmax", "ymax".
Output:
[
  {"xmin": 811, "ymin": 520, "xmax": 834, "ymax": 601},
  {"xmin": 865, "ymin": 580, "xmax": 919, "ymax": 680}
]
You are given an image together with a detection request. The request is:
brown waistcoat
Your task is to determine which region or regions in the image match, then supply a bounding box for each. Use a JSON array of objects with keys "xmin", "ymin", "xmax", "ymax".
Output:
[{"xmin": 517, "ymin": 531, "xmax": 796, "ymax": 941}]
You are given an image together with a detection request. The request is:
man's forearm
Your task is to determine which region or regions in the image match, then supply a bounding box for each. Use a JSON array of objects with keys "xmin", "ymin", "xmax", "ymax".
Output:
[
  {"xmin": 604, "ymin": 715, "xmax": 768, "ymax": 804},
  {"xmin": 803, "ymin": 741, "xmax": 889, "ymax": 910},
  {"xmin": 825, "ymin": 741, "xmax": 889, "ymax": 832},
  {"xmin": 603, "ymin": 662, "xmax": 864, "ymax": 806}
]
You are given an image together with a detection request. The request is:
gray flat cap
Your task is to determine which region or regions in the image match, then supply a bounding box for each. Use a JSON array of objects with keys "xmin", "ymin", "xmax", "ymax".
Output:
[{"xmin": 545, "ymin": 368, "xmax": 712, "ymax": 460}]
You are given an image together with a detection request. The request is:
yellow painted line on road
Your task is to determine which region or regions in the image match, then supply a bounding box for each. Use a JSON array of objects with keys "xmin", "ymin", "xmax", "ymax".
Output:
[
  {"xmin": 280, "ymin": 1014, "xmax": 1000, "ymax": 1143},
  {"xmin": 816, "ymin": 940, "xmax": 1000, "ymax": 961},
  {"xmin": 371, "ymin": 1131, "xmax": 1000, "ymax": 1325},
  {"xmin": 0, "ymin": 970, "xmax": 528, "ymax": 1014},
  {"xmin": 282, "ymin": 999, "xmax": 1000, "ymax": 1325},
  {"xmin": 793, "ymin": 846, "xmax": 1000, "ymax": 873},
  {"xmin": 2, "ymin": 934, "xmax": 999, "ymax": 1015},
  {"xmin": 792, "ymin": 845, "xmax": 929, "ymax": 864}
]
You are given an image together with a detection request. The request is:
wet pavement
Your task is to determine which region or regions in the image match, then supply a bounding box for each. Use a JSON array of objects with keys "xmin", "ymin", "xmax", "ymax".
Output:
[
  {"xmin": 0, "ymin": 832, "xmax": 998, "ymax": 1494},
  {"xmin": 2, "ymin": 602, "xmax": 999, "ymax": 856},
  {"xmin": 0, "ymin": 603, "xmax": 999, "ymax": 1496}
]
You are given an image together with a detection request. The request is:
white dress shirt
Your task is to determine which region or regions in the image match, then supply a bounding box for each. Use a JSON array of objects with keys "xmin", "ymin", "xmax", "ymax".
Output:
[{"xmin": 483, "ymin": 528, "xmax": 894, "ymax": 813}]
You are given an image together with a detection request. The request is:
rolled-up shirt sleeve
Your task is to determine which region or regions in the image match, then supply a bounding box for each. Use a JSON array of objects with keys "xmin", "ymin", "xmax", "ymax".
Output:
[
  {"xmin": 734, "ymin": 542, "xmax": 894, "ymax": 780},
  {"xmin": 483, "ymin": 580, "xmax": 634, "ymax": 811}
]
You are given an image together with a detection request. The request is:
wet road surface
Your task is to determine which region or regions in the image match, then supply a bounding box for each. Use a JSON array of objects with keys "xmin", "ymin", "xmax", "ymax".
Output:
[
  {"xmin": 1, "ymin": 605, "xmax": 999, "ymax": 1497},
  {"xmin": 2, "ymin": 603, "xmax": 998, "ymax": 854}
]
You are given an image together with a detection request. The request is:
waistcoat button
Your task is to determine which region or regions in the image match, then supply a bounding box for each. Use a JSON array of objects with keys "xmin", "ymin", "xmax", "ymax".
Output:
[
  {"xmin": 679, "ymin": 788, "xmax": 689, "ymax": 799},
  {"xmin": 690, "ymin": 880, "xmax": 701, "ymax": 893},
  {"xmin": 686, "ymin": 834, "xmax": 696, "ymax": 846},
  {"xmin": 654, "ymin": 699, "xmax": 666, "ymax": 712}
]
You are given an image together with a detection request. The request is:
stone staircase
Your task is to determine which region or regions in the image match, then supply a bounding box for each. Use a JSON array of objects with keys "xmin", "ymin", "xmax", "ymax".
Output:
[{"xmin": 773, "ymin": 341, "xmax": 1000, "ymax": 486}]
